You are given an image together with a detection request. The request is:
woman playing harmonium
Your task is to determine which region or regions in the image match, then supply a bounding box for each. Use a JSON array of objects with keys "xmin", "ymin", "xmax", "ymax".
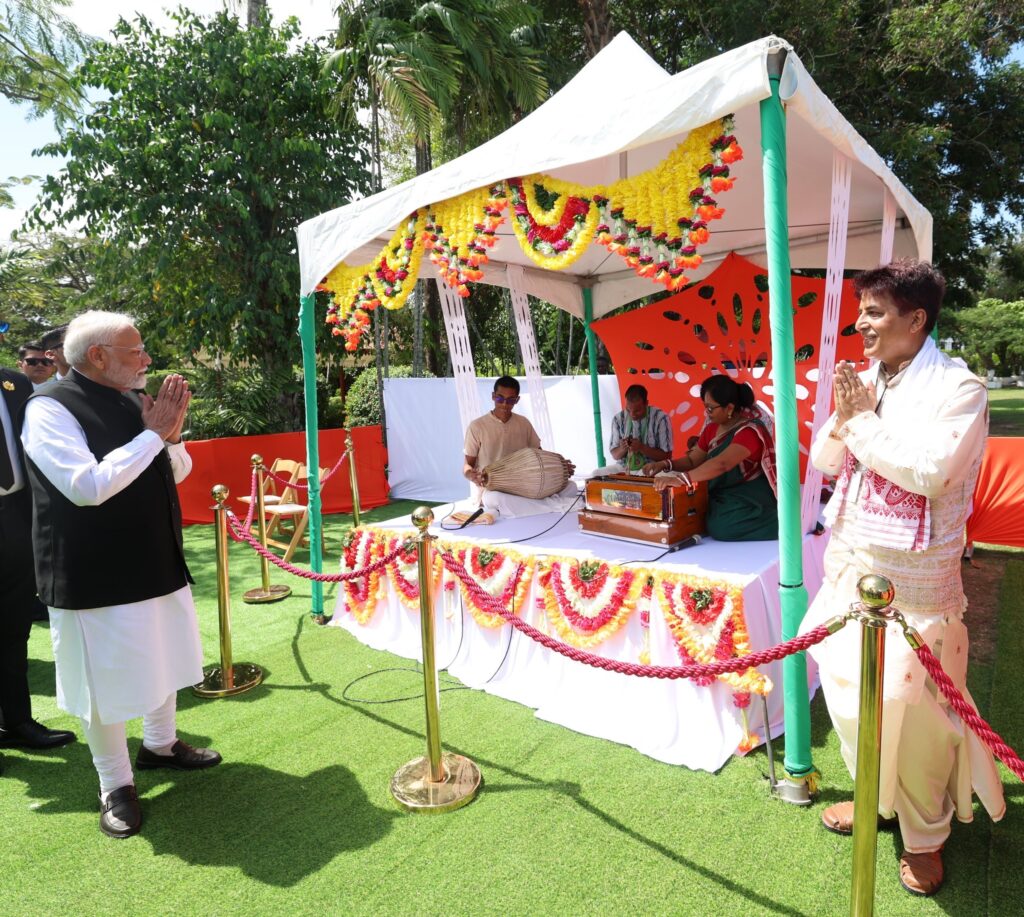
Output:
[{"xmin": 642, "ymin": 376, "xmax": 779, "ymax": 541}]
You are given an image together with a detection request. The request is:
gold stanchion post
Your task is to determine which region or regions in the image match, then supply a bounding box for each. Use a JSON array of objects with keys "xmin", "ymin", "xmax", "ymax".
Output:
[
  {"xmin": 194, "ymin": 485, "xmax": 265, "ymax": 698},
  {"xmin": 390, "ymin": 506, "xmax": 481, "ymax": 813},
  {"xmin": 243, "ymin": 454, "xmax": 292, "ymax": 604},
  {"xmin": 849, "ymin": 574, "xmax": 896, "ymax": 917},
  {"xmin": 346, "ymin": 430, "xmax": 362, "ymax": 527}
]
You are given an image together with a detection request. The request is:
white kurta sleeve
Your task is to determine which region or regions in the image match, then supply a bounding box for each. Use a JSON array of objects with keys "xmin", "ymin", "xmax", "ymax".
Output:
[
  {"xmin": 23, "ymin": 396, "xmax": 168, "ymax": 506},
  {"xmin": 810, "ymin": 414, "xmax": 847, "ymax": 475},
  {"xmin": 167, "ymin": 441, "xmax": 192, "ymax": 483},
  {"xmin": 838, "ymin": 379, "xmax": 987, "ymax": 497}
]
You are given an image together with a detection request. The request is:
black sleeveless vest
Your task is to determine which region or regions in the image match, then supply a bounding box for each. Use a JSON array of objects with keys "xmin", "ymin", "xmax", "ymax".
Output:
[{"xmin": 27, "ymin": 371, "xmax": 193, "ymax": 609}]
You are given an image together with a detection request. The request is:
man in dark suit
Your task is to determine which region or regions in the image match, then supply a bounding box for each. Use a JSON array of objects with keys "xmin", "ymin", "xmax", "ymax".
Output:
[{"xmin": 0, "ymin": 362, "xmax": 76, "ymax": 768}]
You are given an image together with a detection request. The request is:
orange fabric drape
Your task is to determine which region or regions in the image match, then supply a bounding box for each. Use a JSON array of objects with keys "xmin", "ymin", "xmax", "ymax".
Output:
[
  {"xmin": 176, "ymin": 426, "xmax": 389, "ymax": 525},
  {"xmin": 967, "ymin": 437, "xmax": 1024, "ymax": 548}
]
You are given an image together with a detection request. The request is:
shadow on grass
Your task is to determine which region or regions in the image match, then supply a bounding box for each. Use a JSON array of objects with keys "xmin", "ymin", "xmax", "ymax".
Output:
[
  {"xmin": 5, "ymin": 736, "xmax": 396, "ymax": 887},
  {"xmin": 141, "ymin": 761, "xmax": 396, "ymax": 885},
  {"xmin": 274, "ymin": 632, "xmax": 808, "ymax": 917}
]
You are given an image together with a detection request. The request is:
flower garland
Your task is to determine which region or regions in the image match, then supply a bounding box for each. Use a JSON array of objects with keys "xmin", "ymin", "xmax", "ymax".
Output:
[
  {"xmin": 339, "ymin": 528, "xmax": 384, "ymax": 624},
  {"xmin": 322, "ymin": 209, "xmax": 427, "ymax": 351},
  {"xmin": 507, "ymin": 176, "xmax": 598, "ymax": 271},
  {"xmin": 538, "ymin": 557, "xmax": 644, "ymax": 648},
  {"xmin": 424, "ymin": 184, "xmax": 507, "ymax": 296},
  {"xmin": 591, "ymin": 117, "xmax": 742, "ymax": 292},
  {"xmin": 653, "ymin": 570, "xmax": 770, "ymax": 697},
  {"xmin": 323, "ymin": 116, "xmax": 742, "ymax": 351},
  {"xmin": 383, "ymin": 535, "xmax": 427, "ymax": 610},
  {"xmin": 451, "ymin": 544, "xmax": 534, "ymax": 628}
]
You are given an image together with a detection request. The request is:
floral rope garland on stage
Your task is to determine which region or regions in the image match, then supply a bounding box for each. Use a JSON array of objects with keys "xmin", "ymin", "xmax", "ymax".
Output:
[
  {"xmin": 382, "ymin": 534, "xmax": 430, "ymax": 610},
  {"xmin": 320, "ymin": 116, "xmax": 741, "ymax": 350},
  {"xmin": 339, "ymin": 528, "xmax": 385, "ymax": 624},
  {"xmin": 537, "ymin": 557, "xmax": 644, "ymax": 649},
  {"xmin": 653, "ymin": 570, "xmax": 770, "ymax": 699},
  {"xmin": 446, "ymin": 543, "xmax": 534, "ymax": 628}
]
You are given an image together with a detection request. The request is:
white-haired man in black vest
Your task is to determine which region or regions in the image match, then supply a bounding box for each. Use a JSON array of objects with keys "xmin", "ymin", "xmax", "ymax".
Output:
[{"xmin": 22, "ymin": 310, "xmax": 221, "ymax": 839}]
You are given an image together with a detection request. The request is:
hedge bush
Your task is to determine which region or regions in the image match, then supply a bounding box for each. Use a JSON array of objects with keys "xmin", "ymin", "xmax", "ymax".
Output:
[{"xmin": 345, "ymin": 365, "xmax": 431, "ymax": 428}]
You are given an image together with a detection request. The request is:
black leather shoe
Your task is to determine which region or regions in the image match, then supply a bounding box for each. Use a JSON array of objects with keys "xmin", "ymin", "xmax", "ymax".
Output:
[
  {"xmin": 100, "ymin": 785, "xmax": 142, "ymax": 838},
  {"xmin": 0, "ymin": 719, "xmax": 75, "ymax": 749},
  {"xmin": 136, "ymin": 739, "xmax": 222, "ymax": 771}
]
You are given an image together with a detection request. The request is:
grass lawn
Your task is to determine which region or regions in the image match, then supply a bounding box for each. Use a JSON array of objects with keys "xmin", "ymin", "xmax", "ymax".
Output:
[
  {"xmin": 988, "ymin": 388, "xmax": 1024, "ymax": 437},
  {"xmin": 2, "ymin": 501, "xmax": 1022, "ymax": 916}
]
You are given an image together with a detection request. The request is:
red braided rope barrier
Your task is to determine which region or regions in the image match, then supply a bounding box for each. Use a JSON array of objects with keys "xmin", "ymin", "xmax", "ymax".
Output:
[
  {"xmin": 263, "ymin": 449, "xmax": 349, "ymax": 491},
  {"xmin": 240, "ymin": 467, "xmax": 258, "ymax": 533},
  {"xmin": 224, "ymin": 509, "xmax": 407, "ymax": 582},
  {"xmin": 440, "ymin": 550, "xmax": 831, "ymax": 680},
  {"xmin": 914, "ymin": 643, "xmax": 1024, "ymax": 782}
]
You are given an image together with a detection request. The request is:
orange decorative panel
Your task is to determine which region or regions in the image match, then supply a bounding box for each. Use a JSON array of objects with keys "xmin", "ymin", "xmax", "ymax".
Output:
[{"xmin": 592, "ymin": 252, "xmax": 867, "ymax": 474}]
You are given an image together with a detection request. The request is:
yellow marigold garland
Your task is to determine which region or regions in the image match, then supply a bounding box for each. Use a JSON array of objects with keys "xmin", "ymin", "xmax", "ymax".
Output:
[
  {"xmin": 322, "ymin": 210, "xmax": 426, "ymax": 350},
  {"xmin": 652, "ymin": 569, "xmax": 770, "ymax": 697},
  {"xmin": 424, "ymin": 184, "xmax": 507, "ymax": 296},
  {"xmin": 538, "ymin": 556, "xmax": 645, "ymax": 649},
  {"xmin": 443, "ymin": 542, "xmax": 534, "ymax": 628},
  {"xmin": 339, "ymin": 528, "xmax": 385, "ymax": 625}
]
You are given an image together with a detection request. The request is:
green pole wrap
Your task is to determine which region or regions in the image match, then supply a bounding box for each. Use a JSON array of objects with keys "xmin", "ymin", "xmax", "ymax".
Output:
[
  {"xmin": 760, "ymin": 64, "xmax": 813, "ymax": 778},
  {"xmin": 298, "ymin": 293, "xmax": 324, "ymax": 618},
  {"xmin": 583, "ymin": 288, "xmax": 605, "ymax": 467}
]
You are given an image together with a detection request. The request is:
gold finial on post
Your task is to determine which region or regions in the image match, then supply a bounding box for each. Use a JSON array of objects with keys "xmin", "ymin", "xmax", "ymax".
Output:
[
  {"xmin": 194, "ymin": 485, "xmax": 264, "ymax": 698},
  {"xmin": 346, "ymin": 430, "xmax": 362, "ymax": 527},
  {"xmin": 848, "ymin": 574, "xmax": 895, "ymax": 917},
  {"xmin": 390, "ymin": 506, "xmax": 481, "ymax": 813},
  {"xmin": 243, "ymin": 454, "xmax": 291, "ymax": 604}
]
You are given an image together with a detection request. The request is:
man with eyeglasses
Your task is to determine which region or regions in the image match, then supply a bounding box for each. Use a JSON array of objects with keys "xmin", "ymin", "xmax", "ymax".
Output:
[
  {"xmin": 21, "ymin": 310, "xmax": 221, "ymax": 838},
  {"xmin": 17, "ymin": 342, "xmax": 56, "ymax": 389},
  {"xmin": 462, "ymin": 375, "xmax": 576, "ymax": 519}
]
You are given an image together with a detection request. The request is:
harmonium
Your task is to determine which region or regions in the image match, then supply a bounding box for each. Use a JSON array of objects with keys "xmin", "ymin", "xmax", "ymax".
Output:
[{"xmin": 579, "ymin": 474, "xmax": 708, "ymax": 547}]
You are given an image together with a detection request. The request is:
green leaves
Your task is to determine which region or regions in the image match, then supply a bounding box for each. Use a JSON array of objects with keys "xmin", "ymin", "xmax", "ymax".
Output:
[{"xmin": 27, "ymin": 9, "xmax": 371, "ymax": 404}]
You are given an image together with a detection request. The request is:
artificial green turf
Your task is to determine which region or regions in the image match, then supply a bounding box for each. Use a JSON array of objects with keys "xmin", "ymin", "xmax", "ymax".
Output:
[{"xmin": 3, "ymin": 509, "xmax": 1021, "ymax": 915}]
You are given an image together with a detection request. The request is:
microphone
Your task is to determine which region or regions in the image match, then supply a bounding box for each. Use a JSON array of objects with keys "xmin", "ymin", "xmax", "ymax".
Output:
[
  {"xmin": 665, "ymin": 534, "xmax": 702, "ymax": 554},
  {"xmin": 458, "ymin": 506, "xmax": 487, "ymax": 529}
]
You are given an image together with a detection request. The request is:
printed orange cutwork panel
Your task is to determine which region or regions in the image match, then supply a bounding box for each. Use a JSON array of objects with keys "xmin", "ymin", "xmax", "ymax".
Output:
[{"xmin": 592, "ymin": 252, "xmax": 867, "ymax": 474}]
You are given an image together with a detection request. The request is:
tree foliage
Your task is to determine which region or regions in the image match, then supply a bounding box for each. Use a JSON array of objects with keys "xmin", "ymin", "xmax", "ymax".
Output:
[
  {"xmin": 29, "ymin": 9, "xmax": 372, "ymax": 413},
  {"xmin": 0, "ymin": 0, "xmax": 90, "ymax": 128},
  {"xmin": 955, "ymin": 297, "xmax": 1024, "ymax": 375},
  {"xmin": 536, "ymin": 1, "xmax": 1024, "ymax": 307}
]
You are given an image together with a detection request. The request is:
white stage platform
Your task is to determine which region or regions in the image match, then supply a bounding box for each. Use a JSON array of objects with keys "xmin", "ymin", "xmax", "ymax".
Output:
[{"xmin": 330, "ymin": 506, "xmax": 826, "ymax": 773}]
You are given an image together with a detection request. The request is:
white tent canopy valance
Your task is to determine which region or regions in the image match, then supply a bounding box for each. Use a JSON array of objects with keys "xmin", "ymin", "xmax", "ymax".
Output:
[{"xmin": 296, "ymin": 33, "xmax": 930, "ymax": 319}]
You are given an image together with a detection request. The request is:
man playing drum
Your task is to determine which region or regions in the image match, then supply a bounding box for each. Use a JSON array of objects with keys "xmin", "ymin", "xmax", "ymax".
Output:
[{"xmin": 462, "ymin": 376, "xmax": 576, "ymax": 520}]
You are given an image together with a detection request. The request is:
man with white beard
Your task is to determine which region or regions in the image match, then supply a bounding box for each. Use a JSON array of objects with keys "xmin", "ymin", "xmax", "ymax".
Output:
[{"xmin": 22, "ymin": 310, "xmax": 220, "ymax": 838}]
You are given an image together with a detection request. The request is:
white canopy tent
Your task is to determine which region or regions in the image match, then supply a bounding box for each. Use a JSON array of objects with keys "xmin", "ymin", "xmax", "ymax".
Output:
[
  {"xmin": 297, "ymin": 33, "xmax": 928, "ymax": 316},
  {"xmin": 294, "ymin": 33, "xmax": 931, "ymax": 793}
]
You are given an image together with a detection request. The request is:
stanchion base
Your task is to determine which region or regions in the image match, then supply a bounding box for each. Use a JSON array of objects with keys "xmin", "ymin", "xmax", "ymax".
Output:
[
  {"xmin": 390, "ymin": 753, "xmax": 481, "ymax": 814},
  {"xmin": 242, "ymin": 584, "xmax": 292, "ymax": 604},
  {"xmin": 193, "ymin": 663, "xmax": 264, "ymax": 698},
  {"xmin": 770, "ymin": 772, "xmax": 816, "ymax": 806}
]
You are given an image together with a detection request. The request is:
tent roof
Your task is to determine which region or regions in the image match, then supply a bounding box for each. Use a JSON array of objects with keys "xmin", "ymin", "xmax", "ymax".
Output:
[{"xmin": 297, "ymin": 34, "xmax": 930, "ymax": 319}]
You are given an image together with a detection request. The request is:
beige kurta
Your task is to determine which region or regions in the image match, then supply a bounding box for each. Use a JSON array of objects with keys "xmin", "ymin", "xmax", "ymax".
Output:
[{"xmin": 803, "ymin": 341, "xmax": 1004, "ymax": 850}]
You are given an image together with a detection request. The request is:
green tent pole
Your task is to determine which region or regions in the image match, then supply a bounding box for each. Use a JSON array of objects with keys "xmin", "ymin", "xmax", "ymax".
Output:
[
  {"xmin": 760, "ymin": 52, "xmax": 814, "ymax": 783},
  {"xmin": 298, "ymin": 293, "xmax": 324, "ymax": 620},
  {"xmin": 583, "ymin": 288, "xmax": 605, "ymax": 467}
]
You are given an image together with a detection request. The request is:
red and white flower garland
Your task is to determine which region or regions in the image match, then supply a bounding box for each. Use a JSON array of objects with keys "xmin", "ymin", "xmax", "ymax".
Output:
[
  {"xmin": 538, "ymin": 558, "xmax": 644, "ymax": 648},
  {"xmin": 339, "ymin": 528, "xmax": 384, "ymax": 624}
]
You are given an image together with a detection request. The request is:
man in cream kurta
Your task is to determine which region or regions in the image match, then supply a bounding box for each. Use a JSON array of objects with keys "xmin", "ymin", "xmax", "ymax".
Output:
[
  {"xmin": 802, "ymin": 260, "xmax": 1004, "ymax": 896},
  {"xmin": 462, "ymin": 375, "xmax": 577, "ymax": 519}
]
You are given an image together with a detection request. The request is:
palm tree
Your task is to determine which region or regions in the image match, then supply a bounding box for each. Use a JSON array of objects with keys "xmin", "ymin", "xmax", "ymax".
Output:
[{"xmin": 324, "ymin": 0, "xmax": 550, "ymax": 375}]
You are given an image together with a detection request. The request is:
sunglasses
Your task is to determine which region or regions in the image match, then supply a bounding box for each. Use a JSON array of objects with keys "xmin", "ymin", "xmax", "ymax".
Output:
[
  {"xmin": 23, "ymin": 358, "xmax": 54, "ymax": 367},
  {"xmin": 492, "ymin": 393, "xmax": 520, "ymax": 405}
]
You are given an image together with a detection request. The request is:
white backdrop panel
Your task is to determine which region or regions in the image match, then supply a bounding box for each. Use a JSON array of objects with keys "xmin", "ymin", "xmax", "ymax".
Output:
[{"xmin": 384, "ymin": 375, "xmax": 624, "ymax": 501}]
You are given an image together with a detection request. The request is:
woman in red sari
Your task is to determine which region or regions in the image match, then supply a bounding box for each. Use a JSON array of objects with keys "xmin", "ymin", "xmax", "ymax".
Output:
[{"xmin": 644, "ymin": 376, "xmax": 778, "ymax": 541}]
